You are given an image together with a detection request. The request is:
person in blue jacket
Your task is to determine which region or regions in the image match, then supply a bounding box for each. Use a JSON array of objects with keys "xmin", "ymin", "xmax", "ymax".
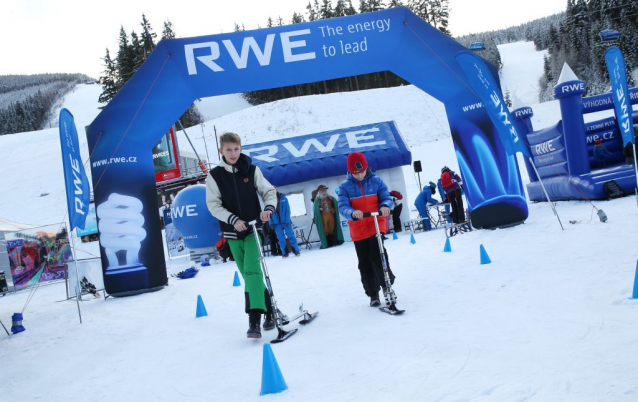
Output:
[
  {"xmin": 269, "ymin": 190, "xmax": 300, "ymax": 257},
  {"xmin": 436, "ymin": 179, "xmax": 452, "ymax": 223},
  {"xmin": 414, "ymin": 181, "xmax": 438, "ymax": 231}
]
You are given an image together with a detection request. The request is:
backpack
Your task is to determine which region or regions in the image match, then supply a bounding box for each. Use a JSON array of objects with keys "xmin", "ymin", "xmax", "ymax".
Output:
[
  {"xmin": 216, "ymin": 238, "xmax": 228, "ymax": 251},
  {"xmin": 603, "ymin": 180, "xmax": 627, "ymax": 199},
  {"xmin": 441, "ymin": 171, "xmax": 453, "ymax": 189}
]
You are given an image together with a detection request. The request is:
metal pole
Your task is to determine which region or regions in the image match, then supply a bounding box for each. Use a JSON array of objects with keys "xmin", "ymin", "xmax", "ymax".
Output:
[
  {"xmin": 214, "ymin": 125, "xmax": 220, "ymax": 162},
  {"xmin": 201, "ymin": 123, "xmax": 210, "ymax": 167},
  {"xmin": 75, "ymin": 286, "xmax": 83, "ymax": 324},
  {"xmin": 0, "ymin": 318, "xmax": 10, "ymax": 336},
  {"xmin": 69, "ymin": 230, "xmax": 83, "ymax": 302},
  {"xmin": 176, "ymin": 120, "xmax": 203, "ymax": 161},
  {"xmin": 529, "ymin": 157, "xmax": 564, "ymax": 231},
  {"xmin": 632, "ymin": 145, "xmax": 638, "ymax": 208}
]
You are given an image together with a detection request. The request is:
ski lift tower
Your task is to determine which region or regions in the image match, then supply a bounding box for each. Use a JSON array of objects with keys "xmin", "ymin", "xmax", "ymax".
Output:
[{"xmin": 599, "ymin": 29, "xmax": 620, "ymax": 45}]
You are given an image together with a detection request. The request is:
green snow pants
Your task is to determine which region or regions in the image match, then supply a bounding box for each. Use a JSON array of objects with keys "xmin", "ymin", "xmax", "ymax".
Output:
[{"xmin": 228, "ymin": 235, "xmax": 267, "ymax": 313}]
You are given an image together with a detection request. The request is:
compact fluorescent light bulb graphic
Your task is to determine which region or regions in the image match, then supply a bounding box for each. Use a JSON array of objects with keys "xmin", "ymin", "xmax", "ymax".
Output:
[{"xmin": 97, "ymin": 193, "xmax": 148, "ymax": 288}]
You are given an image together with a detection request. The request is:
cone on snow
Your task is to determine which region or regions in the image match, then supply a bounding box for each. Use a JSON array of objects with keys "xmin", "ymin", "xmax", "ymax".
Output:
[
  {"xmin": 632, "ymin": 260, "xmax": 638, "ymax": 299},
  {"xmin": 260, "ymin": 343, "xmax": 288, "ymax": 395},
  {"xmin": 233, "ymin": 271, "xmax": 241, "ymax": 287},
  {"xmin": 196, "ymin": 295, "xmax": 208, "ymax": 318},
  {"xmin": 443, "ymin": 237, "xmax": 452, "ymax": 252},
  {"xmin": 479, "ymin": 244, "xmax": 492, "ymax": 265},
  {"xmin": 410, "ymin": 234, "xmax": 416, "ymax": 244},
  {"xmin": 392, "ymin": 231, "xmax": 398, "ymax": 240}
]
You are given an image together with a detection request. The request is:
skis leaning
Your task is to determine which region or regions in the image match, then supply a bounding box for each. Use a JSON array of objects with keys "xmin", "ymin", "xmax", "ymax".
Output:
[{"xmin": 445, "ymin": 221, "xmax": 473, "ymax": 238}]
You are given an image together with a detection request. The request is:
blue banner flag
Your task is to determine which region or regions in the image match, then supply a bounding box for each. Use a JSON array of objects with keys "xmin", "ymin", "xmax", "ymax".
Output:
[
  {"xmin": 59, "ymin": 108, "xmax": 90, "ymax": 230},
  {"xmin": 605, "ymin": 46, "xmax": 635, "ymax": 146},
  {"xmin": 455, "ymin": 51, "xmax": 531, "ymax": 158}
]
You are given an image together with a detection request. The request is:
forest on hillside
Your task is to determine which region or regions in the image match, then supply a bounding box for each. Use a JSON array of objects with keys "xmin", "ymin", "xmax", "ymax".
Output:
[
  {"xmin": 0, "ymin": 73, "xmax": 93, "ymax": 135},
  {"xmin": 537, "ymin": 0, "xmax": 638, "ymax": 101}
]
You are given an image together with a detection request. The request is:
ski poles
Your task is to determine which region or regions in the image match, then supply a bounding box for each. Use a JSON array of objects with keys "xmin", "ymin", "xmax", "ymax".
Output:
[
  {"xmin": 248, "ymin": 220, "xmax": 297, "ymax": 343},
  {"xmin": 362, "ymin": 212, "xmax": 404, "ymax": 314}
]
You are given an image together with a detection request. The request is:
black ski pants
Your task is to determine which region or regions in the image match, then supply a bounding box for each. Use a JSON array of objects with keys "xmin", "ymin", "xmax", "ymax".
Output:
[
  {"xmin": 448, "ymin": 188, "xmax": 465, "ymax": 223},
  {"xmin": 353, "ymin": 235, "xmax": 395, "ymax": 297},
  {"xmin": 391, "ymin": 203, "xmax": 403, "ymax": 232}
]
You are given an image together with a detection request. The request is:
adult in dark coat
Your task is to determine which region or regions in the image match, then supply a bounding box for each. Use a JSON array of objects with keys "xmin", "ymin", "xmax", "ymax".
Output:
[{"xmin": 313, "ymin": 185, "xmax": 344, "ymax": 249}]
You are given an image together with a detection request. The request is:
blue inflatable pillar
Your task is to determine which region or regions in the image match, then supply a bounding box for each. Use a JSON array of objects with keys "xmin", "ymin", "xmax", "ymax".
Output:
[
  {"xmin": 260, "ymin": 344, "xmax": 288, "ymax": 395},
  {"xmin": 632, "ymin": 261, "xmax": 638, "ymax": 299},
  {"xmin": 553, "ymin": 64, "xmax": 590, "ymax": 176},
  {"xmin": 512, "ymin": 106, "xmax": 538, "ymax": 182}
]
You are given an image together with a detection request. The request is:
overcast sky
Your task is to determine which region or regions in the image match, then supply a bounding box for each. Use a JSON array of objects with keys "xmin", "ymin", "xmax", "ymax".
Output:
[{"xmin": 2, "ymin": 0, "xmax": 565, "ymax": 79}]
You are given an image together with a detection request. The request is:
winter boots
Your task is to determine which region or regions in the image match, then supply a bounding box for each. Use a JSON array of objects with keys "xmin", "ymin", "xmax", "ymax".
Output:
[
  {"xmin": 369, "ymin": 292, "xmax": 381, "ymax": 307},
  {"xmin": 247, "ymin": 310, "xmax": 262, "ymax": 339},
  {"xmin": 263, "ymin": 313, "xmax": 275, "ymax": 331}
]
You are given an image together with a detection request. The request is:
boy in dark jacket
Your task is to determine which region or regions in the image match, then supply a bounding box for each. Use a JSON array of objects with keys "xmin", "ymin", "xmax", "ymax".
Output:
[
  {"xmin": 206, "ymin": 132, "xmax": 277, "ymax": 339},
  {"xmin": 338, "ymin": 152, "xmax": 396, "ymax": 308}
]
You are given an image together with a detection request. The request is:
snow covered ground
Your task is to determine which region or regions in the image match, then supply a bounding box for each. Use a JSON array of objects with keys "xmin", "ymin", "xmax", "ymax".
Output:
[{"xmin": 1, "ymin": 42, "xmax": 638, "ymax": 401}]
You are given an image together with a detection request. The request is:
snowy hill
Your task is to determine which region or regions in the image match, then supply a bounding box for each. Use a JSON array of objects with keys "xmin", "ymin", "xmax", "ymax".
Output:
[{"xmin": 1, "ymin": 42, "xmax": 638, "ymax": 401}]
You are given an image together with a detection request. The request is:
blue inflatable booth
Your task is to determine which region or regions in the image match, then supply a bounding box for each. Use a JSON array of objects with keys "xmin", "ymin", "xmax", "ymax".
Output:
[
  {"xmin": 243, "ymin": 121, "xmax": 411, "ymax": 242},
  {"xmin": 515, "ymin": 63, "xmax": 638, "ymax": 201}
]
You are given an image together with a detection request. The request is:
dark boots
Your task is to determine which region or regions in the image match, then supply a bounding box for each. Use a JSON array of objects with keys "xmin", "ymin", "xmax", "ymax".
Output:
[
  {"xmin": 263, "ymin": 313, "xmax": 275, "ymax": 331},
  {"xmin": 247, "ymin": 310, "xmax": 262, "ymax": 339},
  {"xmin": 369, "ymin": 292, "xmax": 381, "ymax": 307}
]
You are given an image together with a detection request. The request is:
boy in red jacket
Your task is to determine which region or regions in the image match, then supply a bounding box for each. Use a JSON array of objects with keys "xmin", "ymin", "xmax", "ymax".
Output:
[{"xmin": 337, "ymin": 152, "xmax": 395, "ymax": 307}]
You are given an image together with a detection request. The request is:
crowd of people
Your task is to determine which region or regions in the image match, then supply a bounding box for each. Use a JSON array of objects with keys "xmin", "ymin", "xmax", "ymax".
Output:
[{"xmin": 205, "ymin": 131, "xmax": 468, "ymax": 338}]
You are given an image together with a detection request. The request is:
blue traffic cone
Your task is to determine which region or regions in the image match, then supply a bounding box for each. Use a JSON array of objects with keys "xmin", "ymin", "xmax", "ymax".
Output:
[
  {"xmin": 410, "ymin": 234, "xmax": 416, "ymax": 244},
  {"xmin": 260, "ymin": 344, "xmax": 288, "ymax": 396},
  {"xmin": 479, "ymin": 244, "xmax": 492, "ymax": 265},
  {"xmin": 392, "ymin": 231, "xmax": 398, "ymax": 240},
  {"xmin": 233, "ymin": 271, "xmax": 241, "ymax": 287},
  {"xmin": 632, "ymin": 261, "xmax": 638, "ymax": 299},
  {"xmin": 443, "ymin": 237, "xmax": 452, "ymax": 252},
  {"xmin": 196, "ymin": 295, "xmax": 208, "ymax": 318}
]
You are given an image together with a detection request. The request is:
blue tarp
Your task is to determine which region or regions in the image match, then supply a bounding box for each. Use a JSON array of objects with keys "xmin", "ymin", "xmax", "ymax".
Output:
[{"xmin": 242, "ymin": 121, "xmax": 411, "ymax": 186}]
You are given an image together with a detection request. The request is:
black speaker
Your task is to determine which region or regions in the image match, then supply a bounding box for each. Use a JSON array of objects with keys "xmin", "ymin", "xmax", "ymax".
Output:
[{"xmin": 413, "ymin": 160, "xmax": 422, "ymax": 173}]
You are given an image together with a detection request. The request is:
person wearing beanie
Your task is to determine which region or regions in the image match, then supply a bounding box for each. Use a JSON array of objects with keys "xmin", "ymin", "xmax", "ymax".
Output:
[
  {"xmin": 593, "ymin": 139, "xmax": 611, "ymax": 168},
  {"xmin": 414, "ymin": 181, "xmax": 439, "ymax": 231},
  {"xmin": 338, "ymin": 152, "xmax": 396, "ymax": 308},
  {"xmin": 440, "ymin": 166, "xmax": 465, "ymax": 224}
]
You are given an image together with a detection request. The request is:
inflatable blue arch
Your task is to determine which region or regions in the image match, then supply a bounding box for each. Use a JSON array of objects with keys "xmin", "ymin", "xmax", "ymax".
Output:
[
  {"xmin": 514, "ymin": 65, "xmax": 638, "ymax": 201},
  {"xmin": 87, "ymin": 7, "xmax": 528, "ymax": 295}
]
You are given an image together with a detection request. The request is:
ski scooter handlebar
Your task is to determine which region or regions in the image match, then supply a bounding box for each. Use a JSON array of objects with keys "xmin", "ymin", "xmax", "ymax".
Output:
[{"xmin": 361, "ymin": 212, "xmax": 379, "ymax": 217}]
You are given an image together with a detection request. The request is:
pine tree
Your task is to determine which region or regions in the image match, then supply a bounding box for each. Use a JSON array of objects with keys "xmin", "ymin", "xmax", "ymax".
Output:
[
  {"xmin": 162, "ymin": 20, "xmax": 176, "ymax": 40},
  {"xmin": 116, "ymin": 26, "xmax": 135, "ymax": 84},
  {"xmin": 320, "ymin": 0, "xmax": 334, "ymax": 19},
  {"xmin": 98, "ymin": 49, "xmax": 119, "ymax": 104},
  {"xmin": 140, "ymin": 14, "xmax": 157, "ymax": 59},
  {"xmin": 291, "ymin": 12, "xmax": 305, "ymax": 24}
]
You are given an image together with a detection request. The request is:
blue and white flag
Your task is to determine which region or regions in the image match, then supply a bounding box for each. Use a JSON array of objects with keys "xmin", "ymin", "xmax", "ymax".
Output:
[
  {"xmin": 59, "ymin": 108, "xmax": 90, "ymax": 230},
  {"xmin": 456, "ymin": 51, "xmax": 531, "ymax": 158},
  {"xmin": 605, "ymin": 46, "xmax": 635, "ymax": 146}
]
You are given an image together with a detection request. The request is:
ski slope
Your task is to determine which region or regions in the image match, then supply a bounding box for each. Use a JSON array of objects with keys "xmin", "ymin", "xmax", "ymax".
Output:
[{"xmin": 1, "ymin": 42, "xmax": 638, "ymax": 402}]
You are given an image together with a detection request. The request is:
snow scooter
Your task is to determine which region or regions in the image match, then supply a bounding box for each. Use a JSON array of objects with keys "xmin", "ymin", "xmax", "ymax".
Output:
[
  {"xmin": 249, "ymin": 220, "xmax": 318, "ymax": 343},
  {"xmin": 363, "ymin": 212, "xmax": 405, "ymax": 315}
]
